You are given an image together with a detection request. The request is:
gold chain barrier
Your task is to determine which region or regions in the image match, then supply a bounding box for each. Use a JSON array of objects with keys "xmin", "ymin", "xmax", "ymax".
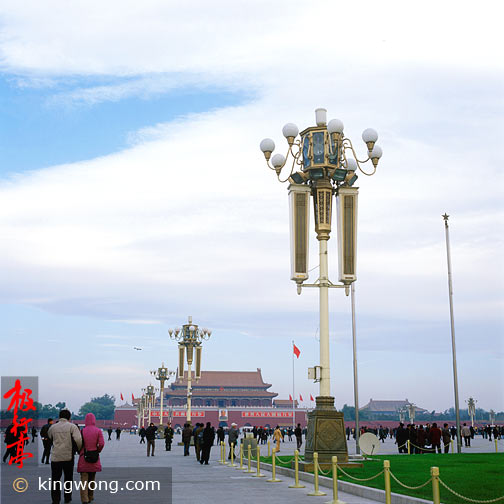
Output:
[
  {"xmin": 230, "ymin": 442, "xmax": 236, "ymax": 467},
  {"xmin": 288, "ymin": 450, "xmax": 305, "ymax": 488},
  {"xmin": 266, "ymin": 451, "xmax": 282, "ymax": 483},
  {"xmin": 325, "ymin": 455, "xmax": 345, "ymax": 504},
  {"xmin": 244, "ymin": 444, "xmax": 253, "ymax": 473},
  {"xmin": 439, "ymin": 478, "xmax": 504, "ymax": 503},
  {"xmin": 337, "ymin": 464, "xmax": 384, "ymax": 482},
  {"xmin": 252, "ymin": 445, "xmax": 265, "ymax": 477},
  {"xmin": 236, "ymin": 442, "xmax": 244, "ymax": 470},
  {"xmin": 389, "ymin": 471, "xmax": 433, "ymax": 490},
  {"xmin": 307, "ymin": 452, "xmax": 327, "ymax": 496}
]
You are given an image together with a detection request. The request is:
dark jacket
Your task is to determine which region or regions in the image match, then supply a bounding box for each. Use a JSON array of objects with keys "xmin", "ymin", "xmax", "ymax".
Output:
[
  {"xmin": 182, "ymin": 426, "xmax": 193, "ymax": 443},
  {"xmin": 202, "ymin": 426, "xmax": 215, "ymax": 447},
  {"xmin": 145, "ymin": 425, "xmax": 158, "ymax": 441}
]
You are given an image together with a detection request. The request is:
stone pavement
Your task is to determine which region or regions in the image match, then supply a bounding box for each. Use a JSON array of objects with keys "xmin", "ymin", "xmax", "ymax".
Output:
[{"xmin": 1, "ymin": 433, "xmax": 382, "ymax": 504}]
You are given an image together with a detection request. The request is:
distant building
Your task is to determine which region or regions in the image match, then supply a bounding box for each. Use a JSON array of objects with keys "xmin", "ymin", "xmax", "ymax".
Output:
[
  {"xmin": 165, "ymin": 368, "xmax": 278, "ymax": 408},
  {"xmin": 273, "ymin": 399, "xmax": 299, "ymax": 408},
  {"xmin": 359, "ymin": 399, "xmax": 427, "ymax": 419}
]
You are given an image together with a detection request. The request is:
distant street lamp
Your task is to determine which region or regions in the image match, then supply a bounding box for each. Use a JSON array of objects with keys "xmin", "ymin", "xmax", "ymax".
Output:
[
  {"xmin": 408, "ymin": 403, "xmax": 416, "ymax": 424},
  {"xmin": 489, "ymin": 410, "xmax": 496, "ymax": 425},
  {"xmin": 168, "ymin": 316, "xmax": 211, "ymax": 425},
  {"xmin": 260, "ymin": 108, "xmax": 382, "ymax": 463},
  {"xmin": 398, "ymin": 406, "xmax": 408, "ymax": 424},
  {"xmin": 150, "ymin": 364, "xmax": 175, "ymax": 426},
  {"xmin": 142, "ymin": 385, "xmax": 157, "ymax": 425},
  {"xmin": 466, "ymin": 397, "xmax": 477, "ymax": 427}
]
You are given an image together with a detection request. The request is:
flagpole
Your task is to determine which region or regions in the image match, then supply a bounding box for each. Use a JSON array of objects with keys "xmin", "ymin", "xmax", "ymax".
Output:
[{"xmin": 292, "ymin": 340, "xmax": 295, "ymax": 430}]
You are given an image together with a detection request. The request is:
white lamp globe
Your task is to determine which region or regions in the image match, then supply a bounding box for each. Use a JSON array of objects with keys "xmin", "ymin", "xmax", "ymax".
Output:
[
  {"xmin": 327, "ymin": 119, "xmax": 344, "ymax": 134},
  {"xmin": 282, "ymin": 123, "xmax": 299, "ymax": 138},
  {"xmin": 362, "ymin": 128, "xmax": 378, "ymax": 143},
  {"xmin": 271, "ymin": 153, "xmax": 286, "ymax": 168},
  {"xmin": 346, "ymin": 158, "xmax": 358, "ymax": 171},
  {"xmin": 260, "ymin": 138, "xmax": 275, "ymax": 153},
  {"xmin": 370, "ymin": 145, "xmax": 383, "ymax": 159}
]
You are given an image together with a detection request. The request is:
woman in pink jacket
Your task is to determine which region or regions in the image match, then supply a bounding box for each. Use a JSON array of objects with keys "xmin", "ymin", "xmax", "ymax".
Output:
[{"xmin": 77, "ymin": 413, "xmax": 105, "ymax": 504}]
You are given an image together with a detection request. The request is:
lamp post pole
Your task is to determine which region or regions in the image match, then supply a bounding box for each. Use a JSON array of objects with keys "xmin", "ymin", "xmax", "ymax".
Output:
[
  {"xmin": 151, "ymin": 364, "xmax": 175, "ymax": 427},
  {"xmin": 169, "ymin": 316, "xmax": 212, "ymax": 425},
  {"xmin": 351, "ymin": 283, "xmax": 360, "ymax": 454},
  {"xmin": 260, "ymin": 108, "xmax": 382, "ymax": 463},
  {"xmin": 443, "ymin": 213, "xmax": 462, "ymax": 453}
]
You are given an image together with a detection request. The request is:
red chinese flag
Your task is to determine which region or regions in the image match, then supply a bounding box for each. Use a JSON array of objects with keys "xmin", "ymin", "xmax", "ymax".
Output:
[
  {"xmin": 299, "ymin": 394, "xmax": 303, "ymax": 402},
  {"xmin": 310, "ymin": 394, "xmax": 314, "ymax": 401},
  {"xmin": 120, "ymin": 393, "xmax": 124, "ymax": 401},
  {"xmin": 293, "ymin": 343, "xmax": 301, "ymax": 358},
  {"xmin": 289, "ymin": 394, "xmax": 293, "ymax": 401},
  {"xmin": 132, "ymin": 393, "xmax": 135, "ymax": 402}
]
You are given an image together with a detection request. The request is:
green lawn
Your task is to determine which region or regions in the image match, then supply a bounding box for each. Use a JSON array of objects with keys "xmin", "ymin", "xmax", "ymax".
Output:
[{"xmin": 261, "ymin": 453, "xmax": 504, "ymax": 504}]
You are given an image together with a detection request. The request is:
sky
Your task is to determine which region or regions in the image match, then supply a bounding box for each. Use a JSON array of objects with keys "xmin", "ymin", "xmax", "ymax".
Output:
[{"xmin": 0, "ymin": 0, "xmax": 503, "ymax": 414}]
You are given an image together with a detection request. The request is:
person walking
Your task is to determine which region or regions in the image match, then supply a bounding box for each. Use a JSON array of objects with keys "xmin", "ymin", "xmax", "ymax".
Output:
[
  {"xmin": 182, "ymin": 423, "xmax": 192, "ymax": 456},
  {"xmin": 77, "ymin": 413, "xmax": 105, "ymax": 504},
  {"xmin": 200, "ymin": 422, "xmax": 215, "ymax": 465},
  {"xmin": 164, "ymin": 423, "xmax": 174, "ymax": 451},
  {"xmin": 429, "ymin": 423, "xmax": 442, "ymax": 454},
  {"xmin": 441, "ymin": 424, "xmax": 451, "ymax": 453},
  {"xmin": 48, "ymin": 409, "xmax": 82, "ymax": 504},
  {"xmin": 40, "ymin": 418, "xmax": 54, "ymax": 464},
  {"xmin": 273, "ymin": 425, "xmax": 283, "ymax": 453},
  {"xmin": 216, "ymin": 425, "xmax": 225, "ymax": 446},
  {"xmin": 194, "ymin": 423, "xmax": 204, "ymax": 462},
  {"xmin": 145, "ymin": 423, "xmax": 157, "ymax": 456},
  {"xmin": 2, "ymin": 423, "xmax": 19, "ymax": 464},
  {"xmin": 139, "ymin": 427, "xmax": 146, "ymax": 443},
  {"xmin": 31, "ymin": 426, "xmax": 37, "ymax": 443},
  {"xmin": 395, "ymin": 423, "xmax": 408, "ymax": 454},
  {"xmin": 115, "ymin": 428, "xmax": 121, "ymax": 440},
  {"xmin": 462, "ymin": 424, "xmax": 471, "ymax": 447},
  {"xmin": 228, "ymin": 423, "xmax": 239, "ymax": 459},
  {"xmin": 107, "ymin": 428, "xmax": 113, "ymax": 441},
  {"xmin": 294, "ymin": 423, "xmax": 303, "ymax": 450}
]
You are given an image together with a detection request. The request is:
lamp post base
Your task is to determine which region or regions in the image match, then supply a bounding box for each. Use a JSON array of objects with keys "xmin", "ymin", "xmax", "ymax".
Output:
[{"xmin": 303, "ymin": 396, "xmax": 348, "ymax": 464}]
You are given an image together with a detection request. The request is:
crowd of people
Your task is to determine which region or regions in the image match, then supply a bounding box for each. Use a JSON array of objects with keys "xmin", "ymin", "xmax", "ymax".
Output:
[
  {"xmin": 345, "ymin": 423, "xmax": 504, "ymax": 454},
  {"xmin": 3, "ymin": 411, "xmax": 503, "ymax": 503}
]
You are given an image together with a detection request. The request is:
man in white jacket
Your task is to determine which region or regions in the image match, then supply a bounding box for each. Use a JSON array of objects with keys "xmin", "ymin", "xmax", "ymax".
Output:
[{"xmin": 48, "ymin": 409, "xmax": 82, "ymax": 504}]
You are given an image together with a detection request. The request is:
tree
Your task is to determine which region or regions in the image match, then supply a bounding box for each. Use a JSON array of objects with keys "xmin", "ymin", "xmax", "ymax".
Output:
[{"xmin": 78, "ymin": 394, "xmax": 115, "ymax": 420}]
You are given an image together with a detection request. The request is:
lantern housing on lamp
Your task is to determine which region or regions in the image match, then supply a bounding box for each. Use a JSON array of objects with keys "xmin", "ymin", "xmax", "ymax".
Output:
[
  {"xmin": 178, "ymin": 346, "xmax": 185, "ymax": 378},
  {"xmin": 288, "ymin": 183, "xmax": 311, "ymax": 283},
  {"xmin": 336, "ymin": 186, "xmax": 358, "ymax": 284},
  {"xmin": 195, "ymin": 346, "xmax": 202, "ymax": 380}
]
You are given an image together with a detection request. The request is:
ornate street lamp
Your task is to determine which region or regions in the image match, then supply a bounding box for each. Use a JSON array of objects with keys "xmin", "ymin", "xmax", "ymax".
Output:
[
  {"xmin": 466, "ymin": 397, "xmax": 477, "ymax": 427},
  {"xmin": 408, "ymin": 403, "xmax": 416, "ymax": 424},
  {"xmin": 142, "ymin": 385, "xmax": 157, "ymax": 425},
  {"xmin": 260, "ymin": 108, "xmax": 382, "ymax": 464},
  {"xmin": 398, "ymin": 406, "xmax": 408, "ymax": 424},
  {"xmin": 150, "ymin": 364, "xmax": 176, "ymax": 427},
  {"xmin": 168, "ymin": 316, "xmax": 211, "ymax": 425},
  {"xmin": 489, "ymin": 409, "xmax": 496, "ymax": 426}
]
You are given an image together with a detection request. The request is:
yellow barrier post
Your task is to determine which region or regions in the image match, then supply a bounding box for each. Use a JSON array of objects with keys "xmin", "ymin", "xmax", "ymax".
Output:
[
  {"xmin": 383, "ymin": 460, "xmax": 391, "ymax": 504},
  {"xmin": 288, "ymin": 450, "xmax": 305, "ymax": 488},
  {"xmin": 230, "ymin": 442, "xmax": 236, "ymax": 467},
  {"xmin": 268, "ymin": 440, "xmax": 271, "ymax": 457},
  {"xmin": 236, "ymin": 442, "xmax": 244, "ymax": 469},
  {"xmin": 324, "ymin": 455, "xmax": 345, "ymax": 504},
  {"xmin": 219, "ymin": 441, "xmax": 224, "ymax": 464},
  {"xmin": 252, "ymin": 445, "xmax": 265, "ymax": 477},
  {"xmin": 407, "ymin": 439, "xmax": 410, "ymax": 455},
  {"xmin": 267, "ymin": 451, "xmax": 282, "ymax": 483},
  {"xmin": 495, "ymin": 439, "xmax": 498, "ymax": 453},
  {"xmin": 431, "ymin": 467, "xmax": 440, "ymax": 504},
  {"xmin": 244, "ymin": 444, "xmax": 254, "ymax": 473},
  {"xmin": 221, "ymin": 441, "xmax": 228, "ymax": 465},
  {"xmin": 307, "ymin": 452, "xmax": 327, "ymax": 496}
]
